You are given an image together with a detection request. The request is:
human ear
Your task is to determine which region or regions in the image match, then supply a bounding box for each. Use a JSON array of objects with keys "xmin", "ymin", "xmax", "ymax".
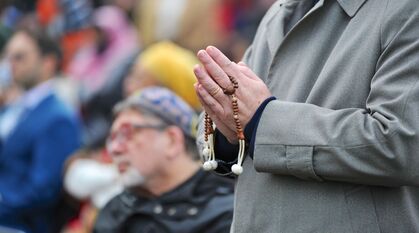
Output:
[{"xmin": 164, "ymin": 126, "xmax": 185, "ymax": 159}]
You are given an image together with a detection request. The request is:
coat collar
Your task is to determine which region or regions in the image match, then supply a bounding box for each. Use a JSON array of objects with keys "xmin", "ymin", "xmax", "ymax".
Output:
[
  {"xmin": 336, "ymin": 0, "xmax": 368, "ymax": 17},
  {"xmin": 265, "ymin": 0, "xmax": 367, "ymax": 55},
  {"xmin": 308, "ymin": 0, "xmax": 368, "ymax": 18}
]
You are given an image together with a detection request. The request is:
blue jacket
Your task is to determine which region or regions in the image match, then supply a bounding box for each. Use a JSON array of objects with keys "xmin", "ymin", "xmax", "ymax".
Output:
[{"xmin": 0, "ymin": 93, "xmax": 81, "ymax": 233}]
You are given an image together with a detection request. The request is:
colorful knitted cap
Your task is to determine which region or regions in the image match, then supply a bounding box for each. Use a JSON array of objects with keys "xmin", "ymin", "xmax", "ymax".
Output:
[{"xmin": 117, "ymin": 86, "xmax": 198, "ymax": 139}]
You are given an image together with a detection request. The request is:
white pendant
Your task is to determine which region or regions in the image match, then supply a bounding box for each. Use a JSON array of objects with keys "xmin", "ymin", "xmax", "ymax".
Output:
[
  {"xmin": 231, "ymin": 164, "xmax": 243, "ymax": 175},
  {"xmin": 210, "ymin": 160, "xmax": 218, "ymax": 170},
  {"xmin": 203, "ymin": 161, "xmax": 213, "ymax": 171}
]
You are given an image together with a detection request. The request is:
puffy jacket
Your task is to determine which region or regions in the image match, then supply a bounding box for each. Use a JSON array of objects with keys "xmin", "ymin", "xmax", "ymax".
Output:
[{"xmin": 94, "ymin": 169, "xmax": 234, "ymax": 233}]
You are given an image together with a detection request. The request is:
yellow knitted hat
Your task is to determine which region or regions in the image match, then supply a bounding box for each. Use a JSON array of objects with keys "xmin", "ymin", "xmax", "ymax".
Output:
[{"xmin": 138, "ymin": 41, "xmax": 201, "ymax": 110}]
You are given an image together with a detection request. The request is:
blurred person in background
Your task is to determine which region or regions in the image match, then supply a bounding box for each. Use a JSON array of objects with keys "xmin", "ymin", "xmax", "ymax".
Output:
[
  {"xmin": 67, "ymin": 5, "xmax": 139, "ymax": 146},
  {"xmin": 78, "ymin": 40, "xmax": 200, "ymax": 149},
  {"xmin": 0, "ymin": 0, "xmax": 85, "ymax": 111},
  {"xmin": 36, "ymin": 0, "xmax": 94, "ymax": 71},
  {"xmin": 135, "ymin": 0, "xmax": 225, "ymax": 54},
  {"xmin": 68, "ymin": 5, "xmax": 139, "ymax": 103},
  {"xmin": 0, "ymin": 28, "xmax": 81, "ymax": 233},
  {"xmin": 123, "ymin": 41, "xmax": 200, "ymax": 110},
  {"xmin": 94, "ymin": 87, "xmax": 233, "ymax": 233},
  {"xmin": 62, "ymin": 41, "xmax": 201, "ymax": 232},
  {"xmin": 62, "ymin": 148, "xmax": 122, "ymax": 233},
  {"xmin": 135, "ymin": 0, "xmax": 275, "ymax": 62}
]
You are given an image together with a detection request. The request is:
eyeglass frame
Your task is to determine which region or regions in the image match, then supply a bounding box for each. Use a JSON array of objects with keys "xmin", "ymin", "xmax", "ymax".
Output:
[{"xmin": 106, "ymin": 122, "xmax": 168, "ymax": 152}]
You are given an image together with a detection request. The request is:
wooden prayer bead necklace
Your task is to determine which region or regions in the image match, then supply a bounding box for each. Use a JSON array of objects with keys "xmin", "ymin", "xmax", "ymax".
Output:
[{"xmin": 202, "ymin": 75, "xmax": 246, "ymax": 175}]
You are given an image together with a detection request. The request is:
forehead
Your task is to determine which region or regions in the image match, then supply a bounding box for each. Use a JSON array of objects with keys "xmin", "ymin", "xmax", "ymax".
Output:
[
  {"xmin": 111, "ymin": 108, "xmax": 161, "ymax": 131},
  {"xmin": 6, "ymin": 32, "xmax": 38, "ymax": 54},
  {"xmin": 112, "ymin": 109, "xmax": 145, "ymax": 129}
]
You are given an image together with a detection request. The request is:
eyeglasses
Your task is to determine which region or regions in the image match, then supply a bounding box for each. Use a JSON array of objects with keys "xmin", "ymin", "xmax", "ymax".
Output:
[{"xmin": 106, "ymin": 122, "xmax": 167, "ymax": 151}]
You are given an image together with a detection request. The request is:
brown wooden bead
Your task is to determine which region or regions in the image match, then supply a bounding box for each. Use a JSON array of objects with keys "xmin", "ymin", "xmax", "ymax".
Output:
[
  {"xmin": 223, "ymin": 86, "xmax": 235, "ymax": 95},
  {"xmin": 204, "ymin": 113, "xmax": 213, "ymax": 142}
]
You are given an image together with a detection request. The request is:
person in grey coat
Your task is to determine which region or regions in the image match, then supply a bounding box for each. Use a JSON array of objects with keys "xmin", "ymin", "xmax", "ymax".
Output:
[{"xmin": 194, "ymin": 0, "xmax": 419, "ymax": 232}]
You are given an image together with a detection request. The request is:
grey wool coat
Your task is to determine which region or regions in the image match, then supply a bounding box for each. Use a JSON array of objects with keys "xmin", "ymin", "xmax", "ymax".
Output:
[{"xmin": 198, "ymin": 0, "xmax": 419, "ymax": 232}]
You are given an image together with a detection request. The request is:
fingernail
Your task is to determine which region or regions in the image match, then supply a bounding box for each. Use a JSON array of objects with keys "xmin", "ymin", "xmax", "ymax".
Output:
[
  {"xmin": 206, "ymin": 46, "xmax": 216, "ymax": 54},
  {"xmin": 197, "ymin": 50, "xmax": 208, "ymax": 60}
]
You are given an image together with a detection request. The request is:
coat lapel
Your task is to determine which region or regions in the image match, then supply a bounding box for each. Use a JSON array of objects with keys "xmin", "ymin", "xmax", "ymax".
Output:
[
  {"xmin": 266, "ymin": 0, "xmax": 368, "ymax": 56},
  {"xmin": 336, "ymin": 0, "xmax": 368, "ymax": 17},
  {"xmin": 266, "ymin": 0, "xmax": 325, "ymax": 56},
  {"xmin": 265, "ymin": 1, "xmax": 285, "ymax": 55}
]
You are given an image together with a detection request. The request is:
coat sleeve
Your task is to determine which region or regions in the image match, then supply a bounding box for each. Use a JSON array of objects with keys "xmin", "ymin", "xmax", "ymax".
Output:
[
  {"xmin": 0, "ymin": 117, "xmax": 80, "ymax": 217},
  {"xmin": 253, "ymin": 1, "xmax": 419, "ymax": 187}
]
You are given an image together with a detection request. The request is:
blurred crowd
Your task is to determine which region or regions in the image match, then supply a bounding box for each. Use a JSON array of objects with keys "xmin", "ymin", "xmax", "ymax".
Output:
[{"xmin": 0, "ymin": 0, "xmax": 275, "ymax": 232}]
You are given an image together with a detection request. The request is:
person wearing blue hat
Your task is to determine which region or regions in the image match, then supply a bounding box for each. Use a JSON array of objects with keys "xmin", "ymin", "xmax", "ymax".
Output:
[{"xmin": 93, "ymin": 86, "xmax": 234, "ymax": 233}]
